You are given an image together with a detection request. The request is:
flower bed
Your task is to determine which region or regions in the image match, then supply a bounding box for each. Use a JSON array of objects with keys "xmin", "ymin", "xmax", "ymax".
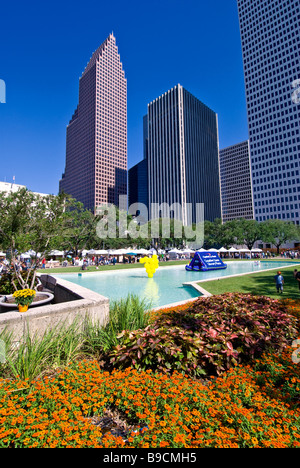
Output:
[
  {"xmin": 0, "ymin": 292, "xmax": 300, "ymax": 448},
  {"xmin": 111, "ymin": 293, "xmax": 299, "ymax": 377},
  {"xmin": 0, "ymin": 346, "xmax": 300, "ymax": 448}
]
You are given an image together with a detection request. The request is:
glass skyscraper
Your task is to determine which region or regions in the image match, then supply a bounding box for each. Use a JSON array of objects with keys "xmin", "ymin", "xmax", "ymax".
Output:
[
  {"xmin": 237, "ymin": 0, "xmax": 300, "ymax": 224},
  {"xmin": 59, "ymin": 33, "xmax": 127, "ymax": 212},
  {"xmin": 147, "ymin": 84, "xmax": 221, "ymax": 224},
  {"xmin": 220, "ymin": 140, "xmax": 254, "ymax": 222}
]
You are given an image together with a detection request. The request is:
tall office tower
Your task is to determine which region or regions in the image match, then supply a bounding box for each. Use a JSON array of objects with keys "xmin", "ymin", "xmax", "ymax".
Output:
[
  {"xmin": 219, "ymin": 141, "xmax": 254, "ymax": 222},
  {"xmin": 128, "ymin": 159, "xmax": 148, "ymax": 215},
  {"xmin": 147, "ymin": 84, "xmax": 221, "ymax": 224},
  {"xmin": 128, "ymin": 116, "xmax": 149, "ymax": 219},
  {"xmin": 59, "ymin": 33, "xmax": 127, "ymax": 212},
  {"xmin": 237, "ymin": 0, "xmax": 300, "ymax": 224}
]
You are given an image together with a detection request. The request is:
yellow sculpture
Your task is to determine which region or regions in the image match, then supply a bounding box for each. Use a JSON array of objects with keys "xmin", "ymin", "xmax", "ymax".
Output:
[{"xmin": 140, "ymin": 255, "xmax": 159, "ymax": 278}]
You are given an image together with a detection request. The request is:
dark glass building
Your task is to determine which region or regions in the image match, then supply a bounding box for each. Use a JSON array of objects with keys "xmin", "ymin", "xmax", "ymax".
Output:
[
  {"xmin": 147, "ymin": 84, "xmax": 222, "ymax": 224},
  {"xmin": 128, "ymin": 158, "xmax": 148, "ymax": 217}
]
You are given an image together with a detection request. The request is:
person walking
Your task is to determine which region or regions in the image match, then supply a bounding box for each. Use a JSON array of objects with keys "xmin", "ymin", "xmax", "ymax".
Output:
[
  {"xmin": 294, "ymin": 269, "xmax": 300, "ymax": 293},
  {"xmin": 274, "ymin": 271, "xmax": 284, "ymax": 294}
]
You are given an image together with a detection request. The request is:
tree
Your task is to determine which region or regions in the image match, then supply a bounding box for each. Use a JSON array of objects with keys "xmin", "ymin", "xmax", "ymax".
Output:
[
  {"xmin": 260, "ymin": 219, "xmax": 300, "ymax": 254},
  {"xmin": 61, "ymin": 200, "xmax": 99, "ymax": 256},
  {"xmin": 233, "ymin": 218, "xmax": 262, "ymax": 251},
  {"xmin": 203, "ymin": 219, "xmax": 239, "ymax": 249},
  {"xmin": 0, "ymin": 189, "xmax": 76, "ymax": 290}
]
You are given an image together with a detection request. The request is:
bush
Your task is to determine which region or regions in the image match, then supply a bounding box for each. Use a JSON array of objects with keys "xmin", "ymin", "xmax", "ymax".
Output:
[
  {"xmin": 110, "ymin": 293, "xmax": 299, "ymax": 377},
  {"xmin": 0, "ymin": 270, "xmax": 40, "ymax": 295}
]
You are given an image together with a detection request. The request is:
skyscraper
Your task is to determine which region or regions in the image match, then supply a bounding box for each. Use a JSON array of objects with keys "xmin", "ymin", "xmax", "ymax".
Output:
[
  {"xmin": 59, "ymin": 33, "xmax": 127, "ymax": 212},
  {"xmin": 237, "ymin": 0, "xmax": 300, "ymax": 224},
  {"xmin": 219, "ymin": 141, "xmax": 254, "ymax": 222},
  {"xmin": 147, "ymin": 84, "xmax": 221, "ymax": 224}
]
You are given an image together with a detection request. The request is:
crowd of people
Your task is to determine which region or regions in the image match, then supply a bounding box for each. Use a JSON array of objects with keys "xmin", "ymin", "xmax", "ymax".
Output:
[{"xmin": 0, "ymin": 258, "xmax": 30, "ymax": 276}]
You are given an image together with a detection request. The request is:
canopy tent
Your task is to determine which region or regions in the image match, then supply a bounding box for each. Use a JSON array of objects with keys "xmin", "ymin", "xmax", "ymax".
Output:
[
  {"xmin": 251, "ymin": 248, "xmax": 263, "ymax": 253},
  {"xmin": 182, "ymin": 248, "xmax": 195, "ymax": 253},
  {"xmin": 168, "ymin": 248, "xmax": 182, "ymax": 254},
  {"xmin": 136, "ymin": 249, "xmax": 151, "ymax": 255},
  {"xmin": 209, "ymin": 248, "xmax": 218, "ymax": 252},
  {"xmin": 218, "ymin": 247, "xmax": 229, "ymax": 253},
  {"xmin": 228, "ymin": 247, "xmax": 239, "ymax": 253},
  {"xmin": 87, "ymin": 249, "xmax": 109, "ymax": 255},
  {"xmin": 20, "ymin": 253, "xmax": 31, "ymax": 259},
  {"xmin": 50, "ymin": 250, "xmax": 65, "ymax": 256},
  {"xmin": 125, "ymin": 250, "xmax": 139, "ymax": 256},
  {"xmin": 108, "ymin": 249, "xmax": 128, "ymax": 256},
  {"xmin": 0, "ymin": 252, "xmax": 6, "ymax": 257}
]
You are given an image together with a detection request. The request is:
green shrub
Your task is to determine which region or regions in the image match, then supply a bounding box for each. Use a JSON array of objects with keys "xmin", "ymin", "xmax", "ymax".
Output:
[
  {"xmin": 110, "ymin": 293, "xmax": 299, "ymax": 377},
  {"xmin": 84, "ymin": 294, "xmax": 152, "ymax": 354},
  {"xmin": 0, "ymin": 270, "xmax": 40, "ymax": 295}
]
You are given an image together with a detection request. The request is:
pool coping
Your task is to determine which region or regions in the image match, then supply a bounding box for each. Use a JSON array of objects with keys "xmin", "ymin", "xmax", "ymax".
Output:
[
  {"xmin": 182, "ymin": 262, "xmax": 300, "ymax": 298},
  {"xmin": 53, "ymin": 261, "xmax": 300, "ymax": 310}
]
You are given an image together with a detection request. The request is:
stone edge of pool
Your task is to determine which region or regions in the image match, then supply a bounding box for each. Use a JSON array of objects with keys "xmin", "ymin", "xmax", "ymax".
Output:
[{"xmin": 183, "ymin": 262, "xmax": 300, "ymax": 298}]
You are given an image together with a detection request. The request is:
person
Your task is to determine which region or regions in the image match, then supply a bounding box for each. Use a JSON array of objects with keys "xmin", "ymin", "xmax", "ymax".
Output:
[
  {"xmin": 295, "ymin": 269, "xmax": 300, "ymax": 292},
  {"xmin": 274, "ymin": 271, "xmax": 284, "ymax": 294}
]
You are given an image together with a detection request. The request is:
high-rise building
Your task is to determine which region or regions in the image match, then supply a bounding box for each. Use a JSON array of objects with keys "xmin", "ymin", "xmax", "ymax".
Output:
[
  {"xmin": 128, "ymin": 159, "xmax": 148, "ymax": 215},
  {"xmin": 147, "ymin": 84, "xmax": 221, "ymax": 224},
  {"xmin": 59, "ymin": 33, "xmax": 127, "ymax": 212},
  {"xmin": 237, "ymin": 0, "xmax": 300, "ymax": 224},
  {"xmin": 219, "ymin": 141, "xmax": 254, "ymax": 222}
]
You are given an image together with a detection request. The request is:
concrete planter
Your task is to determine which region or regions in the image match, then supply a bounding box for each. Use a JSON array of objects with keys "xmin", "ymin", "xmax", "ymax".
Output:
[
  {"xmin": 0, "ymin": 274, "xmax": 109, "ymax": 342},
  {"xmin": 0, "ymin": 292, "xmax": 54, "ymax": 311}
]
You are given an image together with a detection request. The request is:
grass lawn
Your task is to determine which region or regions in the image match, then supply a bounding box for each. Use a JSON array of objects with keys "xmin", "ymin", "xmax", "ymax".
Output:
[
  {"xmin": 37, "ymin": 259, "xmax": 190, "ymax": 274},
  {"xmin": 198, "ymin": 265, "xmax": 300, "ymax": 300}
]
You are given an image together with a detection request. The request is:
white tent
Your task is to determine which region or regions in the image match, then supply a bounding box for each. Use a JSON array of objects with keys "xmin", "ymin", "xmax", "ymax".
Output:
[
  {"xmin": 169, "ymin": 248, "xmax": 182, "ymax": 254},
  {"xmin": 88, "ymin": 249, "xmax": 109, "ymax": 255},
  {"xmin": 0, "ymin": 252, "xmax": 6, "ymax": 257},
  {"xmin": 20, "ymin": 253, "xmax": 31, "ymax": 259},
  {"xmin": 209, "ymin": 248, "xmax": 218, "ymax": 252},
  {"xmin": 251, "ymin": 248, "xmax": 263, "ymax": 253},
  {"xmin": 218, "ymin": 247, "xmax": 228, "ymax": 253},
  {"xmin": 109, "ymin": 249, "xmax": 128, "ymax": 256},
  {"xmin": 136, "ymin": 249, "xmax": 151, "ymax": 255},
  {"xmin": 183, "ymin": 248, "xmax": 195, "ymax": 253},
  {"xmin": 50, "ymin": 250, "xmax": 65, "ymax": 256},
  {"xmin": 239, "ymin": 248, "xmax": 251, "ymax": 253},
  {"xmin": 228, "ymin": 247, "xmax": 239, "ymax": 252}
]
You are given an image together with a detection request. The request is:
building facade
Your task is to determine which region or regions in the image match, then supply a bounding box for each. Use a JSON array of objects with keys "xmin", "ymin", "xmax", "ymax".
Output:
[
  {"xmin": 147, "ymin": 84, "xmax": 221, "ymax": 224},
  {"xmin": 128, "ymin": 159, "xmax": 148, "ymax": 220},
  {"xmin": 237, "ymin": 0, "xmax": 300, "ymax": 224},
  {"xmin": 219, "ymin": 140, "xmax": 254, "ymax": 222},
  {"xmin": 59, "ymin": 33, "xmax": 127, "ymax": 212},
  {"xmin": 0, "ymin": 181, "xmax": 48, "ymax": 197}
]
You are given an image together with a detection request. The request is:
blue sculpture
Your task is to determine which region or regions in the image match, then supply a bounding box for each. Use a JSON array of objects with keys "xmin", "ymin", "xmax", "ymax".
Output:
[{"xmin": 186, "ymin": 251, "xmax": 227, "ymax": 272}]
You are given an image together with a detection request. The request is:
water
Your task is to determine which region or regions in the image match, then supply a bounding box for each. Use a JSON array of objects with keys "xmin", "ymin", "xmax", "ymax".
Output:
[{"xmin": 53, "ymin": 261, "xmax": 299, "ymax": 308}]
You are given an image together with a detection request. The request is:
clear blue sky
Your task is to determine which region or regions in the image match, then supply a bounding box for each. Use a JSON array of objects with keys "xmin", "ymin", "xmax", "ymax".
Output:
[{"xmin": 0, "ymin": 0, "xmax": 248, "ymax": 195}]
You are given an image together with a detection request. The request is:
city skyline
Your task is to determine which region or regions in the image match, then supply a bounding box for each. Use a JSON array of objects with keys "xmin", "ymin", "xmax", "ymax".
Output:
[{"xmin": 0, "ymin": 0, "xmax": 248, "ymax": 196}]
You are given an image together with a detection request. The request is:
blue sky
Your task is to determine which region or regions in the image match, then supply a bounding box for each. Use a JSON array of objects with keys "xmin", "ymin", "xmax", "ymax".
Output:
[{"xmin": 0, "ymin": 0, "xmax": 248, "ymax": 195}]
